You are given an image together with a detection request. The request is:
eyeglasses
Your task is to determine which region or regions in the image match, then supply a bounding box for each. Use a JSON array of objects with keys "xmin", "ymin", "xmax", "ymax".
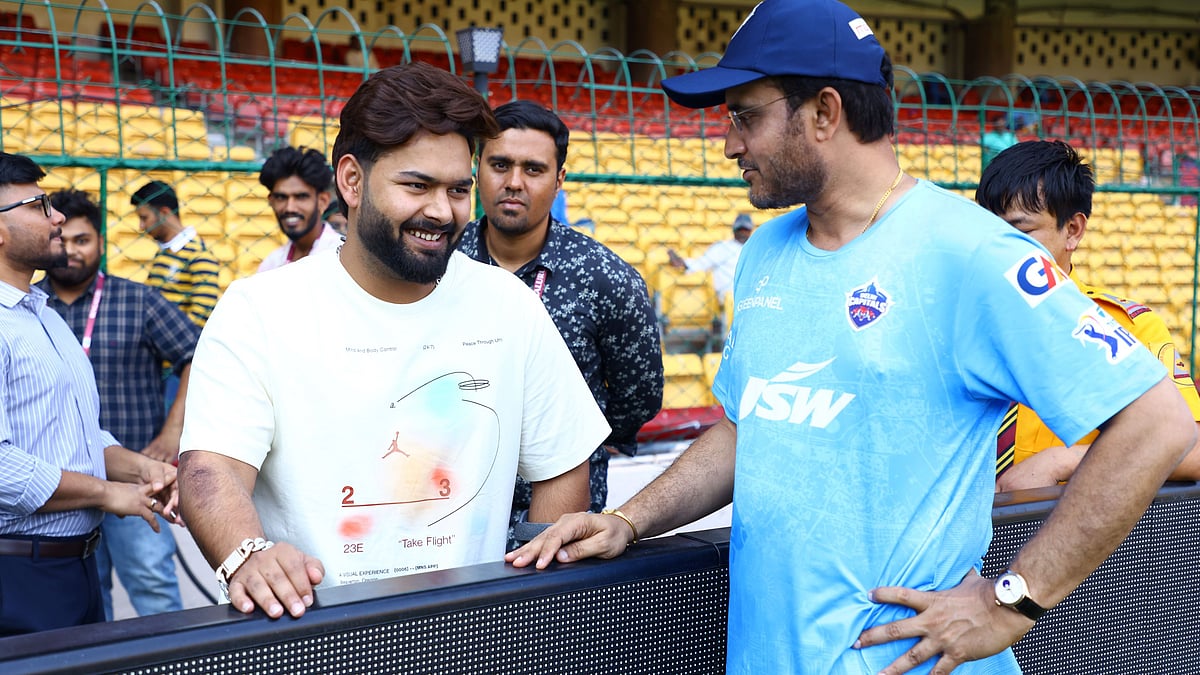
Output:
[
  {"xmin": 727, "ymin": 94, "xmax": 793, "ymax": 133},
  {"xmin": 0, "ymin": 193, "xmax": 51, "ymax": 218}
]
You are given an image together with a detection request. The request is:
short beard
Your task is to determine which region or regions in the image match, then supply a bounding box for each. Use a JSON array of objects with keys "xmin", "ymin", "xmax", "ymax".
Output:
[
  {"xmin": 281, "ymin": 210, "xmax": 320, "ymax": 242},
  {"xmin": 47, "ymin": 259, "xmax": 98, "ymax": 287},
  {"xmin": 39, "ymin": 250, "xmax": 69, "ymax": 271},
  {"xmin": 747, "ymin": 115, "xmax": 826, "ymax": 210},
  {"xmin": 357, "ymin": 192, "xmax": 456, "ymax": 284}
]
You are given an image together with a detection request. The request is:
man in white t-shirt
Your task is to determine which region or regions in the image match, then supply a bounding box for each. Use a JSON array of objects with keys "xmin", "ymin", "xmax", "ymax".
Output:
[
  {"xmin": 667, "ymin": 213, "xmax": 753, "ymax": 301},
  {"xmin": 177, "ymin": 62, "xmax": 609, "ymax": 621},
  {"xmin": 256, "ymin": 146, "xmax": 343, "ymax": 273}
]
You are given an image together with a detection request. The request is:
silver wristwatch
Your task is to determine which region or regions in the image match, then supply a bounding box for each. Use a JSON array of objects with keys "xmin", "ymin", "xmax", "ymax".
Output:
[
  {"xmin": 994, "ymin": 570, "xmax": 1048, "ymax": 621},
  {"xmin": 215, "ymin": 537, "xmax": 275, "ymax": 600}
]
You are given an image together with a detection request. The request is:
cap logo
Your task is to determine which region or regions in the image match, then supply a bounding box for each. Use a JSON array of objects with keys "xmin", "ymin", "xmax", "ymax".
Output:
[
  {"xmin": 731, "ymin": 2, "xmax": 761, "ymax": 42},
  {"xmin": 848, "ymin": 18, "xmax": 874, "ymax": 40}
]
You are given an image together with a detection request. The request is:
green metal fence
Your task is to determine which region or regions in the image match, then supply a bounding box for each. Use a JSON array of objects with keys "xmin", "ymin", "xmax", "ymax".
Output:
[{"xmin": 3, "ymin": 0, "xmax": 1200, "ymax": 406}]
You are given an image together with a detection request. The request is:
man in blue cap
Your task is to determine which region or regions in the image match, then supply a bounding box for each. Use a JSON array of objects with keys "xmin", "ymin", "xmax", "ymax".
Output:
[{"xmin": 509, "ymin": 1, "xmax": 1195, "ymax": 673}]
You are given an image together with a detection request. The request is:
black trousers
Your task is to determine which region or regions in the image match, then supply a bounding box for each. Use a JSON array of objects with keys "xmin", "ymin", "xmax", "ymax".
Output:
[{"xmin": 0, "ymin": 536, "xmax": 104, "ymax": 637}]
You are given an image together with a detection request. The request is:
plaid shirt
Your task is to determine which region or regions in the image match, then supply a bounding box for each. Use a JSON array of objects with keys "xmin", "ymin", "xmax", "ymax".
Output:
[
  {"xmin": 460, "ymin": 218, "xmax": 663, "ymax": 519},
  {"xmin": 37, "ymin": 274, "xmax": 200, "ymax": 451}
]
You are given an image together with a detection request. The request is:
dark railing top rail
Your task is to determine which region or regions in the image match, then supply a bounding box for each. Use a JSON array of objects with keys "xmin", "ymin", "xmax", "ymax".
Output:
[
  {"xmin": 0, "ymin": 530, "xmax": 727, "ymax": 674},
  {"xmin": 2, "ymin": 482, "xmax": 1200, "ymax": 674}
]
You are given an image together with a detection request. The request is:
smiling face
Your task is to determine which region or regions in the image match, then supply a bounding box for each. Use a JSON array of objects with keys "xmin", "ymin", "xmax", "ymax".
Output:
[
  {"xmin": 267, "ymin": 175, "xmax": 331, "ymax": 244},
  {"xmin": 46, "ymin": 216, "xmax": 101, "ymax": 288},
  {"xmin": 724, "ymin": 80, "xmax": 828, "ymax": 210},
  {"xmin": 477, "ymin": 128, "xmax": 564, "ymax": 237},
  {"xmin": 343, "ymin": 131, "xmax": 475, "ymax": 285}
]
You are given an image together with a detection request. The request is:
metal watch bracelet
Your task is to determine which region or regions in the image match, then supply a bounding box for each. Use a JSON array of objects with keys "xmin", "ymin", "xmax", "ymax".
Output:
[{"xmin": 215, "ymin": 537, "xmax": 275, "ymax": 599}]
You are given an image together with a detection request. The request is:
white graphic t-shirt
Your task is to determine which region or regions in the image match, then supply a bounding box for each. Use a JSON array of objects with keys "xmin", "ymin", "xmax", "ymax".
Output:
[{"xmin": 182, "ymin": 251, "xmax": 608, "ymax": 586}]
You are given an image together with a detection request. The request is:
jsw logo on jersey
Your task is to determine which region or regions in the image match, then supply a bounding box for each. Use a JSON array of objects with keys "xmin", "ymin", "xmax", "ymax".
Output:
[
  {"xmin": 738, "ymin": 358, "xmax": 856, "ymax": 428},
  {"xmin": 1005, "ymin": 253, "xmax": 1071, "ymax": 307}
]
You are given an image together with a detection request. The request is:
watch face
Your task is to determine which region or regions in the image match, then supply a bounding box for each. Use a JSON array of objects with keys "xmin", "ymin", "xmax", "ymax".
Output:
[{"xmin": 995, "ymin": 572, "xmax": 1028, "ymax": 605}]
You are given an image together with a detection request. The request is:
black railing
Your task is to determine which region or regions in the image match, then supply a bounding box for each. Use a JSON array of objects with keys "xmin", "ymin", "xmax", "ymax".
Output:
[{"xmin": 4, "ymin": 484, "xmax": 1200, "ymax": 674}]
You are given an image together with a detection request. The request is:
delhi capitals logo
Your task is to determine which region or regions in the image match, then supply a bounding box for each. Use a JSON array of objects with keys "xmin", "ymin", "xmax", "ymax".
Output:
[{"xmin": 846, "ymin": 279, "xmax": 892, "ymax": 330}]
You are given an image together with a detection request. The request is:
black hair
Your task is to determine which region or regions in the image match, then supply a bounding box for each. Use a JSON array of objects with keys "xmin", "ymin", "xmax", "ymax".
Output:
[
  {"xmin": 0, "ymin": 151, "xmax": 46, "ymax": 188},
  {"xmin": 486, "ymin": 100, "xmax": 570, "ymax": 171},
  {"xmin": 773, "ymin": 52, "xmax": 895, "ymax": 143},
  {"xmin": 331, "ymin": 62, "xmax": 500, "ymax": 215},
  {"xmin": 130, "ymin": 180, "xmax": 179, "ymax": 213},
  {"xmin": 259, "ymin": 146, "xmax": 333, "ymax": 193},
  {"xmin": 50, "ymin": 189, "xmax": 102, "ymax": 232},
  {"xmin": 976, "ymin": 140, "xmax": 1094, "ymax": 229}
]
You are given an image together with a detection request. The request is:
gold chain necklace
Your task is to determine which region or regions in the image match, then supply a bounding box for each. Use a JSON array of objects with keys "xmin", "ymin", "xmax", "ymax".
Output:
[
  {"xmin": 807, "ymin": 167, "xmax": 906, "ymax": 243},
  {"xmin": 863, "ymin": 167, "xmax": 906, "ymax": 234}
]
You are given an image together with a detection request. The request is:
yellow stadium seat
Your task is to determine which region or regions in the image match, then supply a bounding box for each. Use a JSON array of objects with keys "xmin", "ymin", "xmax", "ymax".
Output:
[
  {"xmin": 702, "ymin": 351, "xmax": 723, "ymax": 390},
  {"xmin": 25, "ymin": 101, "xmax": 75, "ymax": 154},
  {"xmin": 676, "ymin": 224, "xmax": 709, "ymax": 247},
  {"xmin": 1162, "ymin": 267, "xmax": 1193, "ymax": 287},
  {"xmin": 686, "ymin": 227, "xmax": 727, "ymax": 257},
  {"xmin": 227, "ymin": 213, "xmax": 279, "ymax": 240},
  {"xmin": 190, "ymin": 215, "xmax": 225, "ymax": 239},
  {"xmin": 1122, "ymin": 249, "xmax": 1157, "ymax": 269},
  {"xmin": 39, "ymin": 167, "xmax": 76, "ymax": 192},
  {"xmin": 593, "ymin": 224, "xmax": 639, "ymax": 246},
  {"xmin": 235, "ymin": 237, "xmax": 284, "ymax": 277},
  {"xmin": 106, "ymin": 256, "xmax": 150, "ymax": 283},
  {"xmin": 1, "ymin": 96, "xmax": 29, "ymax": 137},
  {"xmin": 209, "ymin": 241, "xmax": 239, "ymax": 266},
  {"xmin": 107, "ymin": 234, "xmax": 159, "ymax": 263},
  {"xmin": 661, "ymin": 271, "xmax": 718, "ymax": 332},
  {"xmin": 1137, "ymin": 285, "xmax": 1167, "ymax": 306},
  {"xmin": 641, "ymin": 246, "xmax": 673, "ymax": 295},
  {"xmin": 661, "ymin": 353, "xmax": 713, "ymax": 409},
  {"xmin": 1093, "ymin": 268, "xmax": 1126, "ymax": 288},
  {"xmin": 722, "ymin": 290, "xmax": 734, "ymax": 335},
  {"xmin": 217, "ymin": 267, "xmax": 237, "ymax": 292},
  {"xmin": 606, "ymin": 243, "xmax": 645, "ymax": 272},
  {"xmin": 1125, "ymin": 267, "xmax": 1160, "ymax": 287},
  {"xmin": 289, "ymin": 115, "xmax": 339, "ymax": 153},
  {"xmin": 639, "ymin": 225, "xmax": 680, "ymax": 251}
]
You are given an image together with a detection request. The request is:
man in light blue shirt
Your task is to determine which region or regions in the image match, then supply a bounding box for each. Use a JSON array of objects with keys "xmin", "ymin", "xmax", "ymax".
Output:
[
  {"xmin": 0, "ymin": 152, "xmax": 181, "ymax": 636},
  {"xmin": 509, "ymin": 1, "xmax": 1196, "ymax": 673}
]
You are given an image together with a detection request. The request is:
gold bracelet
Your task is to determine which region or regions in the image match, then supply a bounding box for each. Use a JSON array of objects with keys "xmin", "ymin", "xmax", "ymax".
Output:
[{"xmin": 601, "ymin": 508, "xmax": 639, "ymax": 545}]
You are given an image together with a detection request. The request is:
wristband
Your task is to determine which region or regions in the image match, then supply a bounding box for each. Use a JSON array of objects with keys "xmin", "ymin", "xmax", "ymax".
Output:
[
  {"xmin": 215, "ymin": 537, "xmax": 275, "ymax": 600},
  {"xmin": 601, "ymin": 508, "xmax": 640, "ymax": 545}
]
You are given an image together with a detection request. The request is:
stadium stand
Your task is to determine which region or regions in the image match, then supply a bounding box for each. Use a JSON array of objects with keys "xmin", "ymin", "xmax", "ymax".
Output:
[
  {"xmin": 2, "ymin": 0, "xmax": 1200, "ymax": 668},
  {"xmin": 0, "ymin": 0, "xmax": 1198, "ymax": 379}
]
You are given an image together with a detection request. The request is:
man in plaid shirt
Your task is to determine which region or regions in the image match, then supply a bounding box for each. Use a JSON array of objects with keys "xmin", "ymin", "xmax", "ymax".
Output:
[{"xmin": 36, "ymin": 189, "xmax": 199, "ymax": 619}]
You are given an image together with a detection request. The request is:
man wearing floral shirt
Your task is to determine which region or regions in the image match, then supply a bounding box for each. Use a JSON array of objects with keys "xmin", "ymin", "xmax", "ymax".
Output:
[{"xmin": 458, "ymin": 101, "xmax": 663, "ymax": 548}]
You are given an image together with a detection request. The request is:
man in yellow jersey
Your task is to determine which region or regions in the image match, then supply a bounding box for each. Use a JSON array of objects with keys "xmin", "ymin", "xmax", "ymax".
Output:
[
  {"xmin": 977, "ymin": 139, "xmax": 1200, "ymax": 491},
  {"xmin": 130, "ymin": 180, "xmax": 220, "ymax": 326}
]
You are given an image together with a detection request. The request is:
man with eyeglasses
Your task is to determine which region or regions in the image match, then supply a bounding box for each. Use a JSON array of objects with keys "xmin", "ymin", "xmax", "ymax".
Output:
[
  {"xmin": 0, "ymin": 152, "xmax": 181, "ymax": 635},
  {"xmin": 510, "ymin": 1, "xmax": 1195, "ymax": 673},
  {"xmin": 256, "ymin": 146, "xmax": 343, "ymax": 274},
  {"xmin": 35, "ymin": 189, "xmax": 201, "ymax": 621}
]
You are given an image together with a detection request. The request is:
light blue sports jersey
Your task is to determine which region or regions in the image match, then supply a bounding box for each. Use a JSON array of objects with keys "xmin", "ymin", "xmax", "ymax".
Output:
[{"xmin": 712, "ymin": 180, "xmax": 1164, "ymax": 675}]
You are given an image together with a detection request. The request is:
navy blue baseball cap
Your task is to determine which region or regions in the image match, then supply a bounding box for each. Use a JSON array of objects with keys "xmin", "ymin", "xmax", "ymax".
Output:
[{"xmin": 662, "ymin": 0, "xmax": 889, "ymax": 109}]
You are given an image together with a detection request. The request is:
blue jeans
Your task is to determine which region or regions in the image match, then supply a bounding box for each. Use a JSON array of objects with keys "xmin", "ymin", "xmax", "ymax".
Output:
[
  {"xmin": 163, "ymin": 372, "xmax": 180, "ymax": 414},
  {"xmin": 95, "ymin": 512, "xmax": 182, "ymax": 619}
]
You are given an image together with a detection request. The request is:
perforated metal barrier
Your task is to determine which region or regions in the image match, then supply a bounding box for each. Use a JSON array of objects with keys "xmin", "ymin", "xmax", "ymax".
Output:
[
  {"xmin": 983, "ymin": 483, "xmax": 1200, "ymax": 673},
  {"xmin": 3, "ymin": 485, "xmax": 1199, "ymax": 674}
]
